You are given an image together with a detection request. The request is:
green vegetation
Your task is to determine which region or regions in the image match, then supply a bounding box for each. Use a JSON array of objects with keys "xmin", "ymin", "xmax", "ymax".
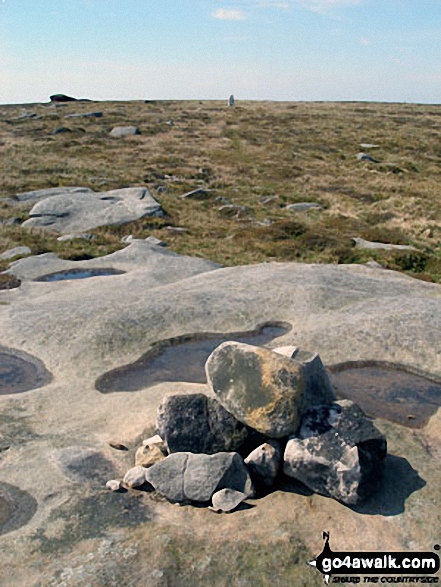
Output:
[{"xmin": 1, "ymin": 99, "xmax": 440, "ymax": 281}]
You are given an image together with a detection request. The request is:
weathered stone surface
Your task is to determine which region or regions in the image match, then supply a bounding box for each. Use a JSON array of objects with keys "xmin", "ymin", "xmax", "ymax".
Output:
[
  {"xmin": 206, "ymin": 342, "xmax": 335, "ymax": 438},
  {"xmin": 21, "ymin": 187, "xmax": 164, "ymax": 234},
  {"xmin": 211, "ymin": 488, "xmax": 247, "ymax": 512},
  {"xmin": 109, "ymin": 126, "xmax": 140, "ymax": 137},
  {"xmin": 146, "ymin": 452, "xmax": 253, "ymax": 502},
  {"xmin": 286, "ymin": 203, "xmax": 322, "ymax": 212},
  {"xmin": 50, "ymin": 94, "xmax": 78, "ymax": 103},
  {"xmin": 135, "ymin": 444, "xmax": 165, "ymax": 468},
  {"xmin": 284, "ymin": 400, "xmax": 387, "ymax": 505},
  {"xmin": 0, "ymin": 247, "xmax": 31, "ymax": 261},
  {"xmin": 180, "ymin": 188, "xmax": 210, "ymax": 200},
  {"xmin": 142, "ymin": 434, "xmax": 166, "ymax": 449},
  {"xmin": 14, "ymin": 186, "xmax": 94, "ymax": 204},
  {"xmin": 353, "ymin": 237, "xmax": 417, "ymax": 251},
  {"xmin": 244, "ymin": 441, "xmax": 282, "ymax": 487},
  {"xmin": 273, "ymin": 346, "xmax": 297, "ymax": 358},
  {"xmin": 156, "ymin": 394, "xmax": 248, "ymax": 454},
  {"xmin": 123, "ymin": 466, "xmax": 148, "ymax": 488}
]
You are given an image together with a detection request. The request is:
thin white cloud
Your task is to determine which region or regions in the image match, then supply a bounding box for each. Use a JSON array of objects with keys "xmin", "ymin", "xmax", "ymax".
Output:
[
  {"xmin": 359, "ymin": 37, "xmax": 371, "ymax": 46},
  {"xmin": 212, "ymin": 8, "xmax": 247, "ymax": 20},
  {"xmin": 295, "ymin": 0, "xmax": 362, "ymax": 12}
]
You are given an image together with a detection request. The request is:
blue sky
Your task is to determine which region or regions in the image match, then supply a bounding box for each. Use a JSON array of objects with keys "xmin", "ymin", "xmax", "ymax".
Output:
[{"xmin": 1, "ymin": 0, "xmax": 440, "ymax": 104}]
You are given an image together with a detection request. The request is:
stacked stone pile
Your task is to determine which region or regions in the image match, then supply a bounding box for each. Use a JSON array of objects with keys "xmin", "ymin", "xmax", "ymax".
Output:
[{"xmin": 112, "ymin": 343, "xmax": 387, "ymax": 512}]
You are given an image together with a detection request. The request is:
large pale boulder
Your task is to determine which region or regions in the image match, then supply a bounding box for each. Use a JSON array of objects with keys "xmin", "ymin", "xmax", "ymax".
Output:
[
  {"xmin": 156, "ymin": 394, "xmax": 249, "ymax": 454},
  {"xmin": 205, "ymin": 342, "xmax": 335, "ymax": 438},
  {"xmin": 284, "ymin": 400, "xmax": 387, "ymax": 505},
  {"xmin": 146, "ymin": 452, "xmax": 253, "ymax": 503}
]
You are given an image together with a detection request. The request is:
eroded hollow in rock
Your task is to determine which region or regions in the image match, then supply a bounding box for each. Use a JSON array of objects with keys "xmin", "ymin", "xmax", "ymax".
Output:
[
  {"xmin": 0, "ymin": 483, "xmax": 38, "ymax": 536},
  {"xmin": 96, "ymin": 322, "xmax": 291, "ymax": 393},
  {"xmin": 0, "ymin": 346, "xmax": 53, "ymax": 395},
  {"xmin": 328, "ymin": 361, "xmax": 441, "ymax": 428},
  {"xmin": 34, "ymin": 268, "xmax": 126, "ymax": 282},
  {"xmin": 0, "ymin": 273, "xmax": 21, "ymax": 290}
]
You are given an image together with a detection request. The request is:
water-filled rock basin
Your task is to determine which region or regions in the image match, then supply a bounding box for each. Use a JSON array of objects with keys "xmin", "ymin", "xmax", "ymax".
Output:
[
  {"xmin": 34, "ymin": 268, "xmax": 125, "ymax": 282},
  {"xmin": 0, "ymin": 347, "xmax": 52, "ymax": 395},
  {"xmin": 328, "ymin": 361, "xmax": 441, "ymax": 428},
  {"xmin": 0, "ymin": 483, "xmax": 38, "ymax": 536},
  {"xmin": 96, "ymin": 322, "xmax": 291, "ymax": 393}
]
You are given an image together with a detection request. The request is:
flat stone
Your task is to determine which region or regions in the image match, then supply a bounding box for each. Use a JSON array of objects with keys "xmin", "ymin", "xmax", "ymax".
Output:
[
  {"xmin": 211, "ymin": 488, "xmax": 247, "ymax": 512},
  {"xmin": 64, "ymin": 112, "xmax": 103, "ymax": 119},
  {"xmin": 146, "ymin": 452, "xmax": 253, "ymax": 503},
  {"xmin": 206, "ymin": 343, "xmax": 335, "ymax": 438},
  {"xmin": 353, "ymin": 237, "xmax": 417, "ymax": 251},
  {"xmin": 0, "ymin": 247, "xmax": 32, "ymax": 261},
  {"xmin": 156, "ymin": 394, "xmax": 249, "ymax": 454},
  {"xmin": 22, "ymin": 187, "xmax": 164, "ymax": 234},
  {"xmin": 109, "ymin": 126, "xmax": 140, "ymax": 137},
  {"xmin": 145, "ymin": 236, "xmax": 168, "ymax": 247},
  {"xmin": 273, "ymin": 346, "xmax": 298, "ymax": 358},
  {"xmin": 360, "ymin": 144, "xmax": 380, "ymax": 149},
  {"xmin": 244, "ymin": 441, "xmax": 282, "ymax": 488},
  {"xmin": 123, "ymin": 466, "xmax": 148, "ymax": 488},
  {"xmin": 283, "ymin": 400, "xmax": 387, "ymax": 505},
  {"xmin": 356, "ymin": 152, "xmax": 379, "ymax": 163},
  {"xmin": 135, "ymin": 444, "xmax": 165, "ymax": 468},
  {"xmin": 180, "ymin": 189, "xmax": 210, "ymax": 200},
  {"xmin": 57, "ymin": 233, "xmax": 95, "ymax": 242},
  {"xmin": 286, "ymin": 203, "xmax": 322, "ymax": 212}
]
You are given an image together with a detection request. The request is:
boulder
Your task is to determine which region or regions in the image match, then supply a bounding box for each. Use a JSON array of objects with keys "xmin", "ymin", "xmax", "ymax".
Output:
[
  {"xmin": 50, "ymin": 94, "xmax": 78, "ymax": 103},
  {"xmin": 211, "ymin": 488, "xmax": 247, "ymax": 512},
  {"xmin": 205, "ymin": 342, "xmax": 335, "ymax": 438},
  {"xmin": 180, "ymin": 189, "xmax": 210, "ymax": 200},
  {"xmin": 146, "ymin": 452, "xmax": 253, "ymax": 503},
  {"xmin": 283, "ymin": 400, "xmax": 387, "ymax": 505},
  {"xmin": 356, "ymin": 152, "xmax": 379, "ymax": 163},
  {"xmin": 286, "ymin": 203, "xmax": 322, "ymax": 212},
  {"xmin": 109, "ymin": 126, "xmax": 140, "ymax": 137},
  {"xmin": 106, "ymin": 480, "xmax": 122, "ymax": 492},
  {"xmin": 244, "ymin": 441, "xmax": 282, "ymax": 488},
  {"xmin": 0, "ymin": 247, "xmax": 31, "ymax": 261},
  {"xmin": 64, "ymin": 112, "xmax": 103, "ymax": 119},
  {"xmin": 352, "ymin": 237, "xmax": 417, "ymax": 252},
  {"xmin": 21, "ymin": 187, "xmax": 164, "ymax": 234},
  {"xmin": 156, "ymin": 394, "xmax": 249, "ymax": 454}
]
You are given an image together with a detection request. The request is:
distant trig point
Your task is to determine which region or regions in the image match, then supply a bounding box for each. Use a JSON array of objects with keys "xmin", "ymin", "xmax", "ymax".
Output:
[{"xmin": 228, "ymin": 95, "xmax": 235, "ymax": 107}]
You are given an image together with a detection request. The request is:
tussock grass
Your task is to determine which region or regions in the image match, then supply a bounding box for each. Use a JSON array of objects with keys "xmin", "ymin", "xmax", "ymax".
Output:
[{"xmin": 1, "ymin": 99, "xmax": 440, "ymax": 281}]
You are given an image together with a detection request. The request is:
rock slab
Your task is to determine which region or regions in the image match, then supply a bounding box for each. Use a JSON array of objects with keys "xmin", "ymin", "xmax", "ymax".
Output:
[
  {"xmin": 146, "ymin": 452, "xmax": 253, "ymax": 503},
  {"xmin": 206, "ymin": 342, "xmax": 335, "ymax": 438},
  {"xmin": 283, "ymin": 400, "xmax": 387, "ymax": 505},
  {"xmin": 156, "ymin": 394, "xmax": 249, "ymax": 455}
]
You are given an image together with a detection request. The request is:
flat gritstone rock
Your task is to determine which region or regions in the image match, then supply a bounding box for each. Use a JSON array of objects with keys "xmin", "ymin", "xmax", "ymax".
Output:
[
  {"xmin": 33, "ymin": 267, "xmax": 126, "ymax": 282},
  {"xmin": 0, "ymin": 347, "xmax": 52, "ymax": 395},
  {"xmin": 0, "ymin": 483, "xmax": 38, "ymax": 536},
  {"xmin": 96, "ymin": 322, "xmax": 291, "ymax": 393},
  {"xmin": 328, "ymin": 361, "xmax": 441, "ymax": 428}
]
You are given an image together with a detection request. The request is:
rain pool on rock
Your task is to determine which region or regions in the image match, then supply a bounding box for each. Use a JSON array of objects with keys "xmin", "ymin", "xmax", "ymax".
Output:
[
  {"xmin": 0, "ymin": 346, "xmax": 52, "ymax": 395},
  {"xmin": 328, "ymin": 361, "xmax": 441, "ymax": 428},
  {"xmin": 95, "ymin": 322, "xmax": 292, "ymax": 392},
  {"xmin": 33, "ymin": 268, "xmax": 126, "ymax": 282}
]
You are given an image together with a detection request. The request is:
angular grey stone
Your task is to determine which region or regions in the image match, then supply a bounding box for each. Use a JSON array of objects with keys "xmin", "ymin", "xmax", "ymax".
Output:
[
  {"xmin": 244, "ymin": 441, "xmax": 282, "ymax": 488},
  {"xmin": 146, "ymin": 452, "xmax": 253, "ymax": 503},
  {"xmin": 206, "ymin": 342, "xmax": 335, "ymax": 438},
  {"xmin": 156, "ymin": 394, "xmax": 249, "ymax": 454},
  {"xmin": 22, "ymin": 187, "xmax": 164, "ymax": 234},
  {"xmin": 123, "ymin": 466, "xmax": 148, "ymax": 488},
  {"xmin": 273, "ymin": 346, "xmax": 298, "ymax": 358},
  {"xmin": 283, "ymin": 401, "xmax": 387, "ymax": 505},
  {"xmin": 145, "ymin": 236, "xmax": 168, "ymax": 247},
  {"xmin": 353, "ymin": 237, "xmax": 417, "ymax": 252},
  {"xmin": 286, "ymin": 203, "xmax": 322, "ymax": 212},
  {"xmin": 109, "ymin": 126, "xmax": 140, "ymax": 137},
  {"xmin": 211, "ymin": 488, "xmax": 247, "ymax": 512},
  {"xmin": 106, "ymin": 480, "xmax": 122, "ymax": 491},
  {"xmin": 0, "ymin": 247, "xmax": 32, "ymax": 261}
]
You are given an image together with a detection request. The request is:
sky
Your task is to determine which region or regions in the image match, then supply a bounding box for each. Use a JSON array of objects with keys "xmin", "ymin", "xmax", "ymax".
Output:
[{"xmin": 0, "ymin": 0, "xmax": 440, "ymax": 104}]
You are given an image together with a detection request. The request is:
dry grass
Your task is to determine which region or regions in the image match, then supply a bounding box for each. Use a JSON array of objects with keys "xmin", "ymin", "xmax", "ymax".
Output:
[{"xmin": 1, "ymin": 99, "xmax": 440, "ymax": 280}]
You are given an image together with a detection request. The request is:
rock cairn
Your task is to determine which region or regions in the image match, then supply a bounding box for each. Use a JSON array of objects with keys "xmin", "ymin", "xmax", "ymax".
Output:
[{"xmin": 112, "ymin": 343, "xmax": 387, "ymax": 512}]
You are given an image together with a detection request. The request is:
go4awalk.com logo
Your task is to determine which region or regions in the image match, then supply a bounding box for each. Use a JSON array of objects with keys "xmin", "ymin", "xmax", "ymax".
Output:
[{"xmin": 309, "ymin": 532, "xmax": 440, "ymax": 584}]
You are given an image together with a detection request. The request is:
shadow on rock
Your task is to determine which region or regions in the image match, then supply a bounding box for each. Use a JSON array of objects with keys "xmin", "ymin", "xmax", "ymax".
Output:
[
  {"xmin": 0, "ymin": 482, "xmax": 38, "ymax": 536},
  {"xmin": 350, "ymin": 454, "xmax": 426, "ymax": 516}
]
